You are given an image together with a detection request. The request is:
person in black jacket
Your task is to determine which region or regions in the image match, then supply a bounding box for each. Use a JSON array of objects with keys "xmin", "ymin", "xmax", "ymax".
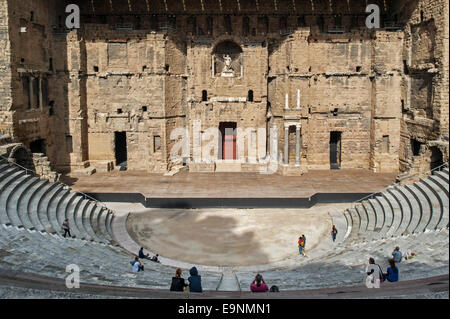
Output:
[
  {"xmin": 188, "ymin": 267, "xmax": 203, "ymax": 293},
  {"xmin": 170, "ymin": 268, "xmax": 189, "ymax": 292}
]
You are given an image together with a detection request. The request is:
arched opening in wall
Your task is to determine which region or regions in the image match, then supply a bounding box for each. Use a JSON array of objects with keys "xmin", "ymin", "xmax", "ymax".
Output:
[
  {"xmin": 212, "ymin": 40, "xmax": 243, "ymax": 78},
  {"xmin": 430, "ymin": 146, "xmax": 443, "ymax": 170},
  {"xmin": 248, "ymin": 90, "xmax": 254, "ymax": 102},
  {"xmin": 30, "ymin": 139, "xmax": 46, "ymax": 155},
  {"xmin": 202, "ymin": 90, "xmax": 208, "ymax": 102},
  {"xmin": 9, "ymin": 146, "xmax": 33, "ymax": 170},
  {"xmin": 330, "ymin": 132, "xmax": 342, "ymax": 170}
]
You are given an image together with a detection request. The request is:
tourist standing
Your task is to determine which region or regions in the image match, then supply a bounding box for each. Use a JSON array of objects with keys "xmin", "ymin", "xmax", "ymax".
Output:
[
  {"xmin": 62, "ymin": 218, "xmax": 71, "ymax": 238},
  {"xmin": 298, "ymin": 236, "xmax": 305, "ymax": 256},
  {"xmin": 301, "ymin": 234, "xmax": 307, "ymax": 256},
  {"xmin": 331, "ymin": 225, "xmax": 338, "ymax": 242}
]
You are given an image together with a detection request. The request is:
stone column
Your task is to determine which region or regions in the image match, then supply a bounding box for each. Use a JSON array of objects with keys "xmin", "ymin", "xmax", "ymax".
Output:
[
  {"xmin": 38, "ymin": 76, "xmax": 43, "ymax": 109},
  {"xmin": 284, "ymin": 125, "xmax": 289, "ymax": 165},
  {"xmin": 296, "ymin": 124, "xmax": 301, "ymax": 166},
  {"xmin": 29, "ymin": 76, "xmax": 33, "ymax": 109},
  {"xmin": 271, "ymin": 124, "xmax": 278, "ymax": 162}
]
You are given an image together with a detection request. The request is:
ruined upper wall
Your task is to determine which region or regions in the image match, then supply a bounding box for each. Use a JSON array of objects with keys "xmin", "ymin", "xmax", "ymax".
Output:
[
  {"xmin": 0, "ymin": 0, "xmax": 12, "ymax": 135},
  {"xmin": 75, "ymin": 0, "xmax": 388, "ymax": 15}
]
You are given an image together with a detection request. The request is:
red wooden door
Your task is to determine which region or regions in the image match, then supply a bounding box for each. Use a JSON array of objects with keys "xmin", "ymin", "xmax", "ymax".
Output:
[{"xmin": 220, "ymin": 122, "xmax": 237, "ymax": 160}]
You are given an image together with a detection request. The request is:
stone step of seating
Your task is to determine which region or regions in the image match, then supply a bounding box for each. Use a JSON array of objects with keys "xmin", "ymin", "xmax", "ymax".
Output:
[
  {"xmin": 387, "ymin": 187, "xmax": 411, "ymax": 236},
  {"xmin": 105, "ymin": 213, "xmax": 116, "ymax": 242},
  {"xmin": 355, "ymin": 204, "xmax": 368, "ymax": 234},
  {"xmin": 81, "ymin": 200, "xmax": 104, "ymax": 243},
  {"xmin": 0, "ymin": 171, "xmax": 27, "ymax": 212},
  {"xmin": 433, "ymin": 170, "xmax": 449, "ymax": 185},
  {"xmin": 59, "ymin": 193, "xmax": 81, "ymax": 239},
  {"xmin": 361, "ymin": 202, "xmax": 376, "ymax": 231},
  {"xmin": 414, "ymin": 180, "xmax": 441, "ymax": 231},
  {"xmin": 90, "ymin": 205, "xmax": 109, "ymax": 242},
  {"xmin": 53, "ymin": 190, "xmax": 71, "ymax": 230},
  {"xmin": 346, "ymin": 208, "xmax": 360, "ymax": 242},
  {"xmin": 374, "ymin": 196, "xmax": 392, "ymax": 239},
  {"xmin": 381, "ymin": 191, "xmax": 402, "ymax": 238},
  {"xmin": 0, "ymin": 225, "xmax": 222, "ymax": 291},
  {"xmin": 420, "ymin": 177, "xmax": 449, "ymax": 230},
  {"xmin": 394, "ymin": 185, "xmax": 421, "ymax": 234},
  {"xmin": 1, "ymin": 174, "xmax": 35, "ymax": 226},
  {"xmin": 428, "ymin": 175, "xmax": 449, "ymax": 198},
  {"xmin": 365, "ymin": 199, "xmax": 384, "ymax": 230},
  {"xmin": 0, "ymin": 163, "xmax": 12, "ymax": 174},
  {"xmin": 8, "ymin": 176, "xmax": 41, "ymax": 229},
  {"xmin": 97, "ymin": 208, "xmax": 113, "ymax": 243},
  {"xmin": 27, "ymin": 180, "xmax": 56, "ymax": 232},
  {"xmin": 16, "ymin": 179, "xmax": 47, "ymax": 230},
  {"xmin": 84, "ymin": 201, "xmax": 105, "ymax": 243},
  {"xmin": 36, "ymin": 182, "xmax": 61, "ymax": 231},
  {"xmin": 405, "ymin": 183, "xmax": 431, "ymax": 233},
  {"xmin": 0, "ymin": 167, "xmax": 22, "ymax": 190},
  {"xmin": 40, "ymin": 184, "xmax": 66, "ymax": 233},
  {"xmin": 442, "ymin": 167, "xmax": 449, "ymax": 175},
  {"xmin": 68, "ymin": 196, "xmax": 90, "ymax": 241}
]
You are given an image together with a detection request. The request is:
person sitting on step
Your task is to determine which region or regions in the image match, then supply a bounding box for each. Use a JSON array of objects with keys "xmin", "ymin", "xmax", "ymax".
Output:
[
  {"xmin": 250, "ymin": 274, "xmax": 269, "ymax": 293},
  {"xmin": 130, "ymin": 257, "xmax": 144, "ymax": 272},
  {"xmin": 384, "ymin": 259, "xmax": 399, "ymax": 282},
  {"xmin": 151, "ymin": 254, "xmax": 161, "ymax": 263},
  {"xmin": 392, "ymin": 246, "xmax": 402, "ymax": 263},
  {"xmin": 138, "ymin": 247, "xmax": 151, "ymax": 260},
  {"xmin": 188, "ymin": 267, "xmax": 203, "ymax": 293},
  {"xmin": 170, "ymin": 268, "xmax": 189, "ymax": 292}
]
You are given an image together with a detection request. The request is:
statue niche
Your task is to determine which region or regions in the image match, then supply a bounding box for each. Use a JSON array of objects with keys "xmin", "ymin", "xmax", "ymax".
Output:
[{"xmin": 213, "ymin": 40, "xmax": 242, "ymax": 78}]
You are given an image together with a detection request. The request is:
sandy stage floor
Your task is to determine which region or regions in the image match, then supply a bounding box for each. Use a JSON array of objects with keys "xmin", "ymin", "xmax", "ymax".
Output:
[{"xmin": 125, "ymin": 203, "xmax": 352, "ymax": 267}]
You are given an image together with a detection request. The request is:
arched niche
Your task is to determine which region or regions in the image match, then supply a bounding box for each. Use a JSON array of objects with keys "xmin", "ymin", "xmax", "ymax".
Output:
[{"xmin": 212, "ymin": 40, "xmax": 243, "ymax": 78}]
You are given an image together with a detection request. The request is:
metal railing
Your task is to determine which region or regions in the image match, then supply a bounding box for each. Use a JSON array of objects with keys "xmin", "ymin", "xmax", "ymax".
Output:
[
  {"xmin": 0, "ymin": 153, "xmax": 109, "ymax": 209},
  {"xmin": 351, "ymin": 162, "xmax": 449, "ymax": 208}
]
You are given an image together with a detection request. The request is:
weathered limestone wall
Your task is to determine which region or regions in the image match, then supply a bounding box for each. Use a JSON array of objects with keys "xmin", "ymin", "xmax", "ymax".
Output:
[
  {"xmin": 0, "ymin": 0, "xmax": 13, "ymax": 135},
  {"xmin": 1, "ymin": 0, "xmax": 447, "ymax": 175},
  {"xmin": 399, "ymin": 0, "xmax": 449, "ymax": 173},
  {"xmin": 3, "ymin": 0, "xmax": 71, "ymax": 173}
]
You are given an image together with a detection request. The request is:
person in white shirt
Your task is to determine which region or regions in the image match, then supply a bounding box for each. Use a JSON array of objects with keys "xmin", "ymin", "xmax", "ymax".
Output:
[
  {"xmin": 365, "ymin": 257, "xmax": 383, "ymax": 288},
  {"xmin": 131, "ymin": 257, "xmax": 144, "ymax": 272}
]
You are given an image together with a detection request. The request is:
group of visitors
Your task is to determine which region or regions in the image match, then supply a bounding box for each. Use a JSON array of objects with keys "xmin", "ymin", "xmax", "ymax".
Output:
[
  {"xmin": 170, "ymin": 267, "xmax": 203, "ymax": 293},
  {"xmin": 130, "ymin": 247, "xmax": 162, "ymax": 273},
  {"xmin": 366, "ymin": 246, "xmax": 407, "ymax": 287},
  {"xmin": 170, "ymin": 269, "xmax": 278, "ymax": 293},
  {"xmin": 298, "ymin": 234, "xmax": 307, "ymax": 256}
]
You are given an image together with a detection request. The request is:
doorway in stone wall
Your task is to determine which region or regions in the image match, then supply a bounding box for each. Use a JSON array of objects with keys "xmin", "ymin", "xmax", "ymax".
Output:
[
  {"xmin": 430, "ymin": 146, "xmax": 443, "ymax": 170},
  {"xmin": 219, "ymin": 122, "xmax": 237, "ymax": 160},
  {"xmin": 30, "ymin": 139, "xmax": 46, "ymax": 155},
  {"xmin": 330, "ymin": 131, "xmax": 342, "ymax": 170},
  {"xmin": 114, "ymin": 131, "xmax": 127, "ymax": 170}
]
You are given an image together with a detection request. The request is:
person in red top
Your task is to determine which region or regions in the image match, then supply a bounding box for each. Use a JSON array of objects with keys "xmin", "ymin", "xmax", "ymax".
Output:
[
  {"xmin": 298, "ymin": 236, "xmax": 305, "ymax": 256},
  {"xmin": 250, "ymin": 274, "xmax": 269, "ymax": 292}
]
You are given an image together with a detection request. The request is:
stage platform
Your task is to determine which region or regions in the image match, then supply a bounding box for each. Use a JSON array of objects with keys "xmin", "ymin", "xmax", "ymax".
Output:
[{"xmin": 62, "ymin": 169, "xmax": 397, "ymax": 201}]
